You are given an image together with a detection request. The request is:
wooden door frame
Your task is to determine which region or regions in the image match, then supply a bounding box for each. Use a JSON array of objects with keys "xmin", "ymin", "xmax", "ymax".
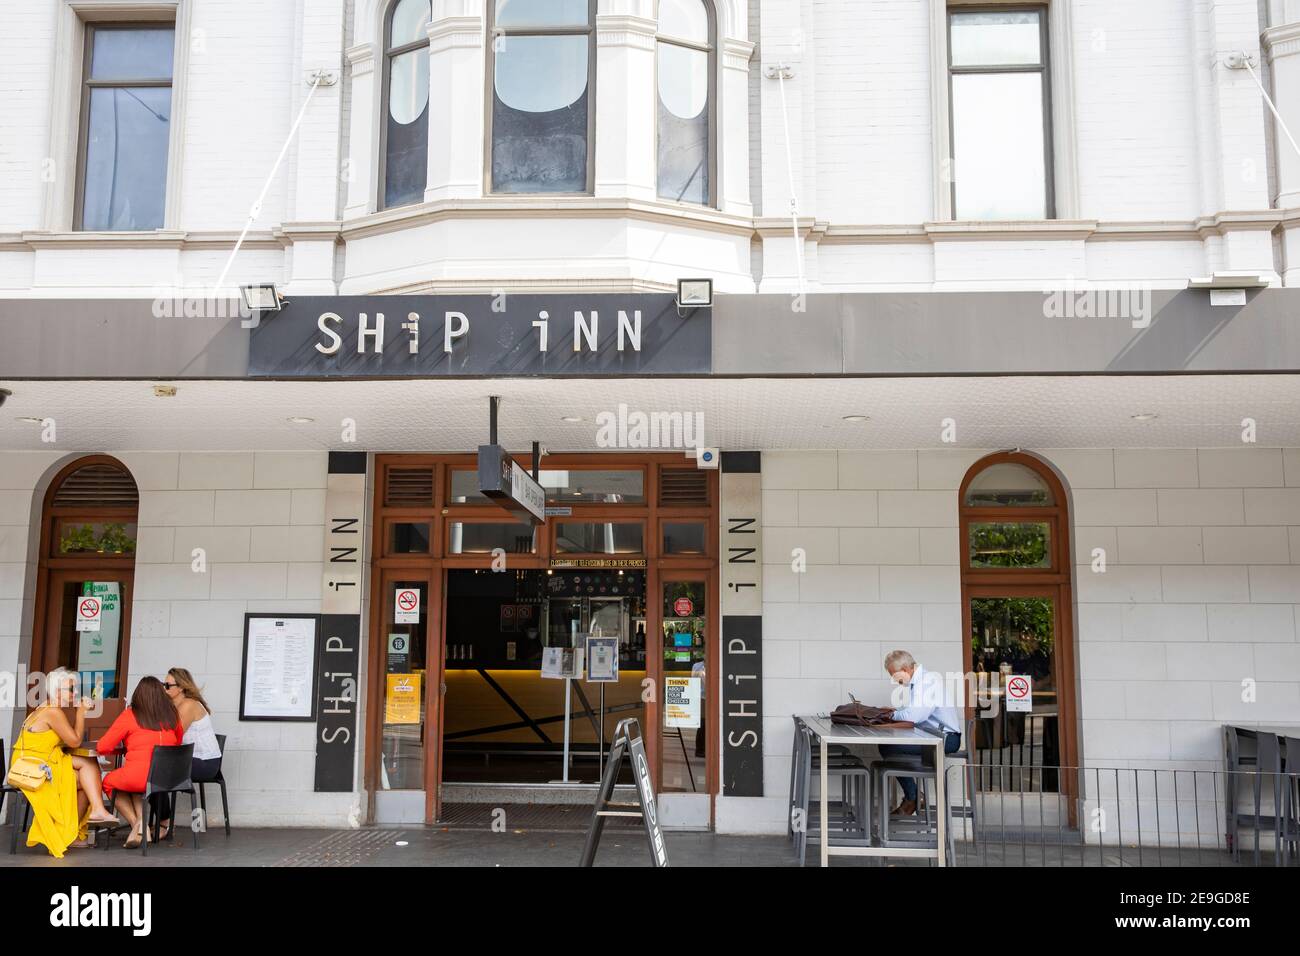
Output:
[
  {"xmin": 957, "ymin": 451, "xmax": 1079, "ymax": 777},
  {"xmin": 28, "ymin": 455, "xmax": 140, "ymax": 709},
  {"xmin": 652, "ymin": 565, "xmax": 719, "ymax": 819},
  {"xmin": 365, "ymin": 453, "xmax": 718, "ymax": 825}
]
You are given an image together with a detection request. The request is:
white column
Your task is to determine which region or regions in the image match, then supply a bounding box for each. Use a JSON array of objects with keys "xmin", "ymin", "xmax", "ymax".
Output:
[
  {"xmin": 758, "ymin": 0, "xmax": 815, "ymax": 292},
  {"xmin": 342, "ymin": 42, "xmax": 377, "ymax": 219},
  {"xmin": 1203, "ymin": 0, "xmax": 1277, "ymax": 279},
  {"xmin": 285, "ymin": 0, "xmax": 347, "ymax": 294},
  {"xmin": 720, "ymin": 37, "xmax": 755, "ymax": 217},
  {"xmin": 427, "ymin": 0, "xmax": 486, "ymax": 201},
  {"xmin": 594, "ymin": 1, "xmax": 657, "ymax": 201},
  {"xmin": 1264, "ymin": 1, "xmax": 1300, "ymax": 284}
]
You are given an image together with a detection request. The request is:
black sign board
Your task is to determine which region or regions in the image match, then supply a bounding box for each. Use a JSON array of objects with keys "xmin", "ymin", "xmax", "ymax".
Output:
[
  {"xmin": 313, "ymin": 451, "xmax": 366, "ymax": 792},
  {"xmin": 247, "ymin": 294, "xmax": 710, "ymax": 377},
  {"xmin": 722, "ymin": 615, "xmax": 764, "ymax": 796},
  {"xmin": 314, "ymin": 614, "xmax": 360, "ymax": 792},
  {"xmin": 580, "ymin": 718, "xmax": 668, "ymax": 867},
  {"xmin": 477, "ymin": 444, "xmax": 546, "ymax": 523}
]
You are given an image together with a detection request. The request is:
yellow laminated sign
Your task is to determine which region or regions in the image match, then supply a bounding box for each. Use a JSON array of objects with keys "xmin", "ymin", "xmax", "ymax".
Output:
[{"xmin": 385, "ymin": 673, "xmax": 421, "ymax": 725}]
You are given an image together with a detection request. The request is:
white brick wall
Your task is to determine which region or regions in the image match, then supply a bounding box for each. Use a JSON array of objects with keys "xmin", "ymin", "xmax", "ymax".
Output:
[
  {"xmin": 3, "ymin": 1, "xmax": 1294, "ymax": 295},
  {"xmin": 0, "ymin": 450, "xmax": 359, "ymax": 828},
  {"xmin": 745, "ymin": 448, "xmax": 1300, "ymax": 839}
]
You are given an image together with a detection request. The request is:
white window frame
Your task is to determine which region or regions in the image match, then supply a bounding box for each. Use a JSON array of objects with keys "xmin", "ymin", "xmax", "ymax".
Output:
[
  {"xmin": 45, "ymin": 0, "xmax": 190, "ymax": 232},
  {"xmin": 930, "ymin": 0, "xmax": 1078, "ymax": 222},
  {"xmin": 654, "ymin": 0, "xmax": 719, "ymax": 208}
]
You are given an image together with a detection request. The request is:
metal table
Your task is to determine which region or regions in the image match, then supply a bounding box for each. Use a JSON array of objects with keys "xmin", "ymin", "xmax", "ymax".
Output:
[
  {"xmin": 1225, "ymin": 723, "xmax": 1300, "ymax": 739},
  {"xmin": 797, "ymin": 715, "xmax": 947, "ymax": 867}
]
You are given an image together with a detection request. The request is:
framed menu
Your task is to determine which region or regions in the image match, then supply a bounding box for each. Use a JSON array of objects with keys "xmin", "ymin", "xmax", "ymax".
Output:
[{"xmin": 239, "ymin": 614, "xmax": 319, "ymax": 721}]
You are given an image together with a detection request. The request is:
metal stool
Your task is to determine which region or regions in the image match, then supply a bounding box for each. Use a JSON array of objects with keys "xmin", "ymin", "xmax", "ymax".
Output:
[{"xmin": 792, "ymin": 723, "xmax": 873, "ymax": 866}]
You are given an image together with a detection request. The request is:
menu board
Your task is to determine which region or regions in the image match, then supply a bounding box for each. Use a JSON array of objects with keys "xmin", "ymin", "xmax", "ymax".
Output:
[{"xmin": 240, "ymin": 614, "xmax": 318, "ymax": 721}]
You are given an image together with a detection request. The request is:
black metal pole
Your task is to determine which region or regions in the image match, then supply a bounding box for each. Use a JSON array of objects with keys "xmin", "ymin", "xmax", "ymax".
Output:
[
  {"xmin": 489, "ymin": 396, "xmax": 499, "ymax": 446},
  {"xmin": 532, "ymin": 440, "xmax": 540, "ymax": 481}
]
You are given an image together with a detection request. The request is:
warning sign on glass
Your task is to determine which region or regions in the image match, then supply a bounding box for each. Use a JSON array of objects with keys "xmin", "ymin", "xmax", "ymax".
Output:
[
  {"xmin": 76, "ymin": 595, "xmax": 102, "ymax": 632},
  {"xmin": 394, "ymin": 587, "xmax": 420, "ymax": 624},
  {"xmin": 1006, "ymin": 674, "xmax": 1033, "ymax": 713}
]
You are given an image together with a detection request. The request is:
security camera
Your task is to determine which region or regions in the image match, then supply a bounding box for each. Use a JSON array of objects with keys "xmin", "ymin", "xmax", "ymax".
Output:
[
  {"xmin": 0, "ymin": 389, "xmax": 10, "ymax": 408},
  {"xmin": 695, "ymin": 447, "xmax": 720, "ymax": 470}
]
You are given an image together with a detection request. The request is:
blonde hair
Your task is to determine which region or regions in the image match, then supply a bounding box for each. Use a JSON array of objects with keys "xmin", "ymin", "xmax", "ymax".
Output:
[
  {"xmin": 884, "ymin": 650, "xmax": 917, "ymax": 674},
  {"xmin": 167, "ymin": 667, "xmax": 211, "ymax": 715}
]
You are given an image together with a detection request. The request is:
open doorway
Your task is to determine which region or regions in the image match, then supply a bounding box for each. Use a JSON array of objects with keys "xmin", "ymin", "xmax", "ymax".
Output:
[{"xmin": 440, "ymin": 568, "xmax": 647, "ymax": 785}]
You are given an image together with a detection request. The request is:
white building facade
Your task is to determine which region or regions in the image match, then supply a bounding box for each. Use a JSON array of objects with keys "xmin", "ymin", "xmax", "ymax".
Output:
[{"xmin": 2, "ymin": 0, "xmax": 1299, "ymax": 842}]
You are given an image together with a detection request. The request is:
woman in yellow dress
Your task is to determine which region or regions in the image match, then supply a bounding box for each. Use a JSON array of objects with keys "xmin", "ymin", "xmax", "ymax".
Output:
[{"xmin": 11, "ymin": 668, "xmax": 119, "ymax": 857}]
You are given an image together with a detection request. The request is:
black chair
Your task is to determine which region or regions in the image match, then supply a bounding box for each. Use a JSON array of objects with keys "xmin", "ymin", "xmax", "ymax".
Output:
[
  {"xmin": 196, "ymin": 733, "xmax": 230, "ymax": 837},
  {"xmin": 2, "ymin": 738, "xmax": 34, "ymax": 855},
  {"xmin": 140, "ymin": 744, "xmax": 198, "ymax": 857}
]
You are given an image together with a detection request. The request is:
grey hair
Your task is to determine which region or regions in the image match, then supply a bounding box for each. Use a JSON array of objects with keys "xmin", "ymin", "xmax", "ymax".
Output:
[
  {"xmin": 883, "ymin": 649, "xmax": 917, "ymax": 673},
  {"xmin": 45, "ymin": 667, "xmax": 77, "ymax": 703}
]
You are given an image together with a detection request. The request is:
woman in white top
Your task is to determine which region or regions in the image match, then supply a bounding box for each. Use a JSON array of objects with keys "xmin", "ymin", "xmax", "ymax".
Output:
[{"xmin": 157, "ymin": 667, "xmax": 223, "ymax": 839}]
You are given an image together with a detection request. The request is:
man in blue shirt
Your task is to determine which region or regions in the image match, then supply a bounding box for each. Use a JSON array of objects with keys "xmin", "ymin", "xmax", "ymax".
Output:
[{"xmin": 883, "ymin": 649, "xmax": 963, "ymax": 815}]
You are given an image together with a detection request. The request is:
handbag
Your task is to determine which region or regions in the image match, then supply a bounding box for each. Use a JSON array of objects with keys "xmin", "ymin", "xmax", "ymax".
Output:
[
  {"xmin": 6, "ymin": 713, "xmax": 54, "ymax": 793},
  {"xmin": 830, "ymin": 695, "xmax": 896, "ymax": 727}
]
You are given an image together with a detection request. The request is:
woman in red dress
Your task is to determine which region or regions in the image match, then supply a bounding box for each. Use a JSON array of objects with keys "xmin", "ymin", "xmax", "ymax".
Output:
[{"xmin": 97, "ymin": 676, "xmax": 183, "ymax": 848}]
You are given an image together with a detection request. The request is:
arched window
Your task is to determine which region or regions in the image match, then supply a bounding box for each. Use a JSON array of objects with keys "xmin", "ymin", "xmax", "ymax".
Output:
[
  {"xmin": 381, "ymin": 0, "xmax": 431, "ymax": 209},
  {"xmin": 32, "ymin": 457, "xmax": 140, "ymax": 700},
  {"xmin": 488, "ymin": 0, "xmax": 595, "ymax": 193},
  {"xmin": 958, "ymin": 452, "xmax": 1076, "ymax": 793},
  {"xmin": 656, "ymin": 0, "xmax": 715, "ymax": 205}
]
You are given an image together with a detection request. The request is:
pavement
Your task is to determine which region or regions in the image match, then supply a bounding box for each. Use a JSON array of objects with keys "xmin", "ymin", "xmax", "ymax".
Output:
[{"xmin": 0, "ymin": 823, "xmax": 1259, "ymax": 867}]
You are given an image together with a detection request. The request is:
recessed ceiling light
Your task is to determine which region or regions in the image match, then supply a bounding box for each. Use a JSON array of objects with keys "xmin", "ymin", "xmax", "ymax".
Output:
[
  {"xmin": 15, "ymin": 416, "xmax": 43, "ymax": 424},
  {"xmin": 841, "ymin": 414, "xmax": 870, "ymax": 423},
  {"xmin": 153, "ymin": 384, "xmax": 177, "ymax": 398},
  {"xmin": 561, "ymin": 416, "xmax": 583, "ymax": 423},
  {"xmin": 1130, "ymin": 413, "xmax": 1159, "ymax": 422},
  {"xmin": 287, "ymin": 416, "xmax": 315, "ymax": 424}
]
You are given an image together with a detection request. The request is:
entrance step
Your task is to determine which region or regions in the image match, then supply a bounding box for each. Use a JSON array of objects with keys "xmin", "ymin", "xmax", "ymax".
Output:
[
  {"xmin": 438, "ymin": 801, "xmax": 641, "ymax": 832},
  {"xmin": 440, "ymin": 782, "xmax": 637, "ymax": 806}
]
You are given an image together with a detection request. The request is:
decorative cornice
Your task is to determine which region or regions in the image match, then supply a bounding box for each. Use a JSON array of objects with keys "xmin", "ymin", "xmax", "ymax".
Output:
[
  {"xmin": 345, "ymin": 42, "xmax": 375, "ymax": 77},
  {"xmin": 340, "ymin": 196, "xmax": 755, "ymax": 241},
  {"xmin": 722, "ymin": 37, "xmax": 755, "ymax": 71},
  {"xmin": 1262, "ymin": 22, "xmax": 1300, "ymax": 61},
  {"xmin": 428, "ymin": 14, "xmax": 484, "ymax": 51},
  {"xmin": 353, "ymin": 276, "xmax": 676, "ymax": 295},
  {"xmin": 595, "ymin": 14, "xmax": 658, "ymax": 49},
  {"xmin": 923, "ymin": 219, "xmax": 1098, "ymax": 241},
  {"xmin": 7, "ymin": 210, "xmax": 1292, "ymax": 257},
  {"xmin": 11, "ymin": 229, "xmax": 283, "ymax": 251}
]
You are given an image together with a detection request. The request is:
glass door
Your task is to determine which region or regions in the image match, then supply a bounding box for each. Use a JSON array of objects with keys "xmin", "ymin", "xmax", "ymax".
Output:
[
  {"xmin": 660, "ymin": 578, "xmax": 708, "ymax": 793},
  {"xmin": 968, "ymin": 586, "xmax": 1061, "ymax": 792},
  {"xmin": 380, "ymin": 572, "xmax": 432, "ymax": 792},
  {"xmin": 41, "ymin": 568, "xmax": 134, "ymax": 701}
]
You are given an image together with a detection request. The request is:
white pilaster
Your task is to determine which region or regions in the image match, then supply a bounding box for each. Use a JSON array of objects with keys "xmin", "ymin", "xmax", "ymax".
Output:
[
  {"xmin": 594, "ymin": 5, "xmax": 657, "ymax": 201},
  {"xmin": 720, "ymin": 37, "xmax": 755, "ymax": 217},
  {"xmin": 285, "ymin": 0, "xmax": 347, "ymax": 294},
  {"xmin": 342, "ymin": 42, "xmax": 377, "ymax": 219},
  {"xmin": 427, "ymin": 0, "xmax": 486, "ymax": 201},
  {"xmin": 1203, "ymin": 0, "xmax": 1277, "ymax": 279},
  {"xmin": 1264, "ymin": 3, "xmax": 1300, "ymax": 284}
]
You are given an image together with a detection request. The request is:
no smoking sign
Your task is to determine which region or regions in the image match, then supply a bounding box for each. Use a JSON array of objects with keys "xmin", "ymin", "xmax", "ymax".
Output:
[
  {"xmin": 76, "ymin": 596, "xmax": 102, "ymax": 632},
  {"xmin": 1006, "ymin": 674, "xmax": 1033, "ymax": 713},
  {"xmin": 394, "ymin": 588, "xmax": 420, "ymax": 624}
]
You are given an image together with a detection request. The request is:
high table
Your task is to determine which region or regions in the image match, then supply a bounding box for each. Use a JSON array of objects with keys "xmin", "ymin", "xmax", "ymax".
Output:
[{"xmin": 797, "ymin": 715, "xmax": 947, "ymax": 867}]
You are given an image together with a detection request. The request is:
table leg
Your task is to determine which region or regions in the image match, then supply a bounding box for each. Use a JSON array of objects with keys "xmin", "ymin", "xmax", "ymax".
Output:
[
  {"xmin": 820, "ymin": 735, "xmax": 829, "ymax": 867},
  {"xmin": 935, "ymin": 736, "xmax": 947, "ymax": 867}
]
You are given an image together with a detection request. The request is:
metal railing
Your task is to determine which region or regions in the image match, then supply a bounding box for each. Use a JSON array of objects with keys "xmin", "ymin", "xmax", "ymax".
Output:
[{"xmin": 931, "ymin": 763, "xmax": 1300, "ymax": 866}]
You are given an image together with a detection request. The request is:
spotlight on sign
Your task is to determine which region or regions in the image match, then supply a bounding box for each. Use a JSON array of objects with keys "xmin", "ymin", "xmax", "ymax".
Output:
[
  {"xmin": 240, "ymin": 282, "xmax": 284, "ymax": 313},
  {"xmin": 676, "ymin": 278, "xmax": 713, "ymax": 313}
]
